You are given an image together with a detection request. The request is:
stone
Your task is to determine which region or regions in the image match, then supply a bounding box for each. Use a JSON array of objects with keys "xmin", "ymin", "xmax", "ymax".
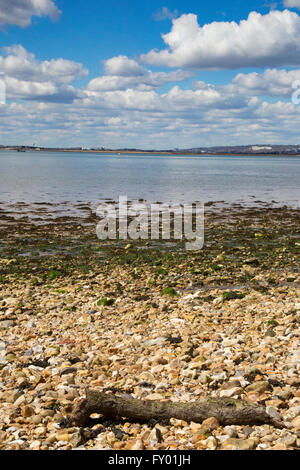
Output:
[
  {"xmin": 139, "ymin": 372, "xmax": 154, "ymax": 382},
  {"xmin": 266, "ymin": 406, "xmax": 281, "ymax": 421},
  {"xmin": 7, "ymin": 391, "xmax": 22, "ymax": 403},
  {"xmin": 224, "ymin": 426, "xmax": 238, "ymax": 438},
  {"xmin": 272, "ymin": 443, "xmax": 288, "ymax": 450},
  {"xmin": 6, "ymin": 353, "xmax": 17, "ymax": 362},
  {"xmin": 14, "ymin": 395, "xmax": 26, "ymax": 407},
  {"xmin": 145, "ymin": 393, "xmax": 164, "ymax": 400},
  {"xmin": 246, "ymin": 381, "xmax": 270, "ymax": 393},
  {"xmin": 221, "ymin": 380, "xmax": 242, "ymax": 390},
  {"xmin": 143, "ymin": 337, "xmax": 167, "ymax": 347},
  {"xmin": 192, "ymin": 433, "xmax": 209, "ymax": 444},
  {"xmin": 168, "ymin": 359, "xmax": 183, "ymax": 370},
  {"xmin": 291, "ymin": 416, "xmax": 300, "ymax": 430},
  {"xmin": 40, "ymin": 409, "xmax": 55, "ymax": 417},
  {"xmin": 242, "ymin": 426, "xmax": 254, "ymax": 437},
  {"xmin": 70, "ymin": 431, "xmax": 84, "ymax": 447},
  {"xmin": 31, "ymin": 416, "xmax": 42, "ymax": 425},
  {"xmin": 265, "ymin": 329, "xmax": 276, "ymax": 337},
  {"xmin": 190, "ymin": 422, "xmax": 202, "ymax": 433},
  {"xmin": 288, "ymin": 405, "xmax": 300, "ymax": 419},
  {"xmin": 29, "ymin": 441, "xmax": 41, "ymax": 450},
  {"xmin": 280, "ymin": 434, "xmax": 297, "ymax": 447},
  {"xmin": 199, "ymin": 417, "xmax": 220, "ymax": 433},
  {"xmin": 279, "ymin": 390, "xmax": 293, "ymax": 401},
  {"xmin": 60, "ymin": 367, "xmax": 77, "ymax": 376},
  {"xmin": 149, "ymin": 428, "xmax": 163, "ymax": 446},
  {"xmin": 130, "ymin": 439, "xmax": 145, "ymax": 450},
  {"xmin": 21, "ymin": 405, "xmax": 34, "ymax": 418},
  {"xmin": 0, "ymin": 320, "xmax": 15, "ymax": 328},
  {"xmin": 56, "ymin": 433, "xmax": 72, "ymax": 443},
  {"xmin": 220, "ymin": 387, "xmax": 243, "ymax": 398},
  {"xmin": 221, "ymin": 438, "xmax": 257, "ymax": 450},
  {"xmin": 204, "ymin": 436, "xmax": 218, "ymax": 450},
  {"xmin": 113, "ymin": 442, "xmax": 125, "ymax": 450}
]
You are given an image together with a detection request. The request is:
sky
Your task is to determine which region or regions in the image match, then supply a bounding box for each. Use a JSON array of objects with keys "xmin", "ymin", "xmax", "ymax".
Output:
[{"xmin": 1, "ymin": 0, "xmax": 300, "ymax": 148}]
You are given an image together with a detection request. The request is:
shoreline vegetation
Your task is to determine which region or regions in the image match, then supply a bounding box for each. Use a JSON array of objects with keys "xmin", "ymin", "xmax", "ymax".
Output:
[
  {"xmin": 1, "ymin": 147, "xmax": 300, "ymax": 157},
  {"xmin": 0, "ymin": 202, "xmax": 299, "ymax": 449}
]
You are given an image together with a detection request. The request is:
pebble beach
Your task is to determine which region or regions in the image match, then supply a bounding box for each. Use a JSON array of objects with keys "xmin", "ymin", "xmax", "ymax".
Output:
[{"xmin": 0, "ymin": 203, "xmax": 299, "ymax": 450}]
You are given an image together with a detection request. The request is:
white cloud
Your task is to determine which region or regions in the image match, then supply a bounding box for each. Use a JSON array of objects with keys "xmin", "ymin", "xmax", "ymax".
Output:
[
  {"xmin": 0, "ymin": 45, "xmax": 88, "ymax": 102},
  {"xmin": 103, "ymin": 56, "xmax": 145, "ymax": 77},
  {"xmin": 0, "ymin": 45, "xmax": 88, "ymax": 83},
  {"xmin": 228, "ymin": 68, "xmax": 300, "ymax": 97},
  {"xmin": 5, "ymin": 77, "xmax": 79, "ymax": 103},
  {"xmin": 87, "ymin": 69, "xmax": 193, "ymax": 92},
  {"xmin": 82, "ymin": 80, "xmax": 249, "ymax": 119},
  {"xmin": 153, "ymin": 7, "xmax": 178, "ymax": 21},
  {"xmin": 0, "ymin": 0, "xmax": 61, "ymax": 27},
  {"xmin": 284, "ymin": 0, "xmax": 300, "ymax": 8},
  {"xmin": 192, "ymin": 68, "xmax": 300, "ymax": 99},
  {"xmin": 2, "ymin": 91, "xmax": 300, "ymax": 149},
  {"xmin": 142, "ymin": 10, "xmax": 300, "ymax": 69},
  {"xmin": 88, "ymin": 55, "xmax": 193, "ymax": 91},
  {"xmin": 2, "ymin": 87, "xmax": 300, "ymax": 149},
  {"xmin": 2, "ymin": 48, "xmax": 300, "ymax": 148}
]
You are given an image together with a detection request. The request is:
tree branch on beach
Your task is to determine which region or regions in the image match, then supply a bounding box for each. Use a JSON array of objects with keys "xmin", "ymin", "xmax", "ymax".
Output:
[{"xmin": 72, "ymin": 389, "xmax": 285, "ymax": 429}]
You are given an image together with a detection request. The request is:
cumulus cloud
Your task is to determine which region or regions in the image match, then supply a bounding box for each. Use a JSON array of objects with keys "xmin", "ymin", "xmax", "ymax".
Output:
[
  {"xmin": 0, "ymin": 45, "xmax": 88, "ymax": 83},
  {"xmin": 87, "ymin": 55, "xmax": 193, "ymax": 92},
  {"xmin": 83, "ymin": 79, "xmax": 250, "ymax": 119},
  {"xmin": 103, "ymin": 55, "xmax": 145, "ymax": 77},
  {"xmin": 2, "ymin": 88, "xmax": 300, "ymax": 149},
  {"xmin": 192, "ymin": 68, "xmax": 300, "ymax": 99},
  {"xmin": 0, "ymin": 45, "xmax": 88, "ymax": 102},
  {"xmin": 142, "ymin": 10, "xmax": 300, "ymax": 69},
  {"xmin": 0, "ymin": 0, "xmax": 61, "ymax": 28},
  {"xmin": 2, "ymin": 43, "xmax": 300, "ymax": 147},
  {"xmin": 5, "ymin": 77, "xmax": 79, "ymax": 103},
  {"xmin": 227, "ymin": 68, "xmax": 300, "ymax": 97}
]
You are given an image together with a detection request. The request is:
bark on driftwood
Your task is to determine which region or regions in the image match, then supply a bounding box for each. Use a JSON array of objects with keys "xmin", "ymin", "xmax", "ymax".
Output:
[{"xmin": 72, "ymin": 389, "xmax": 284, "ymax": 428}]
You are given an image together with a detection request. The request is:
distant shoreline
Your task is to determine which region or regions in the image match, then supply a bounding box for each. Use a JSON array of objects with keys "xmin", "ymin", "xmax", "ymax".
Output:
[{"xmin": 1, "ymin": 148, "xmax": 300, "ymax": 157}]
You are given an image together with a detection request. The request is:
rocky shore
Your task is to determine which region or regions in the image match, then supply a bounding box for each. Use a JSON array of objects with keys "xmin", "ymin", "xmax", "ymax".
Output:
[{"xmin": 0, "ymin": 204, "xmax": 299, "ymax": 450}]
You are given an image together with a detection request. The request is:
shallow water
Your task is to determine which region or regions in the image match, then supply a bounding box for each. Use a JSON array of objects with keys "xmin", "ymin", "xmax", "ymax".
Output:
[{"xmin": 0, "ymin": 151, "xmax": 299, "ymax": 215}]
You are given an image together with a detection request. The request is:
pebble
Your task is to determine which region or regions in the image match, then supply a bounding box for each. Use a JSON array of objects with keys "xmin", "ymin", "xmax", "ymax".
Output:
[
  {"xmin": 246, "ymin": 381, "xmax": 270, "ymax": 393},
  {"xmin": 220, "ymin": 387, "xmax": 243, "ymax": 398},
  {"xmin": 198, "ymin": 417, "xmax": 220, "ymax": 433},
  {"xmin": 21, "ymin": 406, "xmax": 34, "ymax": 418},
  {"xmin": 266, "ymin": 406, "xmax": 282, "ymax": 421},
  {"xmin": 149, "ymin": 428, "xmax": 163, "ymax": 446},
  {"xmin": 224, "ymin": 426, "xmax": 238, "ymax": 438},
  {"xmin": 291, "ymin": 416, "xmax": 300, "ymax": 430},
  {"xmin": 280, "ymin": 434, "xmax": 297, "ymax": 447},
  {"xmin": 221, "ymin": 438, "xmax": 257, "ymax": 450},
  {"xmin": 130, "ymin": 439, "xmax": 145, "ymax": 450}
]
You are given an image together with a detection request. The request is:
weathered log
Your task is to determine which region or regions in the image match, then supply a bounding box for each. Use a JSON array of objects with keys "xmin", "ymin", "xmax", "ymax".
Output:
[{"xmin": 72, "ymin": 390, "xmax": 284, "ymax": 428}]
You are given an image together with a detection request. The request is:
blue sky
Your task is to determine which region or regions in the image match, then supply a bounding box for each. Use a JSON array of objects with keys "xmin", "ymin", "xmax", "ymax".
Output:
[
  {"xmin": 1, "ymin": 2, "xmax": 275, "ymax": 62},
  {"xmin": 0, "ymin": 1, "xmax": 291, "ymax": 81},
  {"xmin": 1, "ymin": 0, "xmax": 300, "ymax": 148}
]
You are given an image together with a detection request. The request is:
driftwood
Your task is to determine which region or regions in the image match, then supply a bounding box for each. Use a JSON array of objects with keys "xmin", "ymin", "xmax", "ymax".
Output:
[{"xmin": 72, "ymin": 389, "xmax": 284, "ymax": 428}]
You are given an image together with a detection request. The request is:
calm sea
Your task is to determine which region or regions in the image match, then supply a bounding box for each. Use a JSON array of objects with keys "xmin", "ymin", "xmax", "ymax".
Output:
[{"xmin": 0, "ymin": 151, "xmax": 299, "ymax": 215}]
